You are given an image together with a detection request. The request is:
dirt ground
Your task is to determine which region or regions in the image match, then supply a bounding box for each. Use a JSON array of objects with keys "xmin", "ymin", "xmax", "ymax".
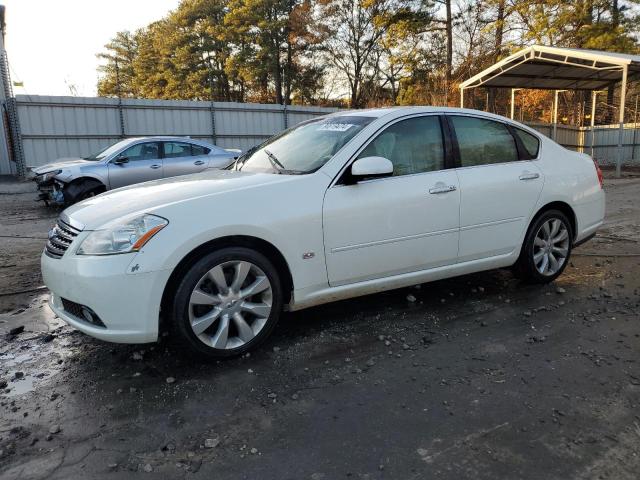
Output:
[{"xmin": 0, "ymin": 171, "xmax": 639, "ymax": 480}]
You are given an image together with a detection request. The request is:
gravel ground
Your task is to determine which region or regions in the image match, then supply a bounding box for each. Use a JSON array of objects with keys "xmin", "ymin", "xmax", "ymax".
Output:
[{"xmin": 0, "ymin": 172, "xmax": 639, "ymax": 480}]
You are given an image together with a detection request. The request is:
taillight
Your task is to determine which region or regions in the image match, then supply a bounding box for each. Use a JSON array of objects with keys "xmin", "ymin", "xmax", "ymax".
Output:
[{"xmin": 593, "ymin": 158, "xmax": 604, "ymax": 189}]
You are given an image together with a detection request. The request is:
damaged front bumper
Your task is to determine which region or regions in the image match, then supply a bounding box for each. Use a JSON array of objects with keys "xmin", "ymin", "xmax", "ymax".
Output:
[{"xmin": 33, "ymin": 177, "xmax": 66, "ymax": 205}]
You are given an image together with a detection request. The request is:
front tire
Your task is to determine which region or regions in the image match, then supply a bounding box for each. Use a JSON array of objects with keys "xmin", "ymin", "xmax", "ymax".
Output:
[
  {"xmin": 514, "ymin": 210, "xmax": 572, "ymax": 283},
  {"xmin": 170, "ymin": 247, "xmax": 283, "ymax": 358}
]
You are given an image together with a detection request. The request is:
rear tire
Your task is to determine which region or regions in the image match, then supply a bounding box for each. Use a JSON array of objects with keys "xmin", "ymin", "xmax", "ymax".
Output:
[
  {"xmin": 169, "ymin": 247, "xmax": 283, "ymax": 358},
  {"xmin": 514, "ymin": 209, "xmax": 573, "ymax": 284}
]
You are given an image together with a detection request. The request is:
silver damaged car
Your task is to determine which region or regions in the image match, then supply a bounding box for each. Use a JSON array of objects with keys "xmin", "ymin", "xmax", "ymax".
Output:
[{"xmin": 30, "ymin": 136, "xmax": 241, "ymax": 205}]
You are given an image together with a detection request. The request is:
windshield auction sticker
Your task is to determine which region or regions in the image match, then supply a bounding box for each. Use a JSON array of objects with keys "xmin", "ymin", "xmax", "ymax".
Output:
[{"xmin": 317, "ymin": 123, "xmax": 355, "ymax": 132}]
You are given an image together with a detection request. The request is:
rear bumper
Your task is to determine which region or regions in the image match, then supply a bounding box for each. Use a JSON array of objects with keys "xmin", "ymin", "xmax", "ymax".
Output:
[
  {"xmin": 574, "ymin": 189, "xmax": 605, "ymax": 244},
  {"xmin": 41, "ymin": 249, "xmax": 171, "ymax": 343}
]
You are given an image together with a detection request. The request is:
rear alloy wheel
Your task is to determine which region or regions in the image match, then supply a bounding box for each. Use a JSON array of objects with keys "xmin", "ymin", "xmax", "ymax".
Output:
[
  {"xmin": 515, "ymin": 210, "xmax": 573, "ymax": 283},
  {"xmin": 532, "ymin": 218, "xmax": 570, "ymax": 276},
  {"xmin": 171, "ymin": 247, "xmax": 282, "ymax": 358}
]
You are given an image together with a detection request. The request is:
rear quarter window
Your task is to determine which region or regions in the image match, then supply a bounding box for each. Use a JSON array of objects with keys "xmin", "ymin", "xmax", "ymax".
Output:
[
  {"xmin": 191, "ymin": 144, "xmax": 211, "ymax": 156},
  {"xmin": 513, "ymin": 128, "xmax": 540, "ymax": 159}
]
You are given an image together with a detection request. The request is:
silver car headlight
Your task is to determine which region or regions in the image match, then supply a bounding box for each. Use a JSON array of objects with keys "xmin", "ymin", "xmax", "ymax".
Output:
[
  {"xmin": 37, "ymin": 170, "xmax": 61, "ymax": 182},
  {"xmin": 76, "ymin": 214, "xmax": 168, "ymax": 256}
]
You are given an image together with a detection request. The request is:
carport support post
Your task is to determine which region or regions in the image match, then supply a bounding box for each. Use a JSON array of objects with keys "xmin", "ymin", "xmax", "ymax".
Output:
[
  {"xmin": 616, "ymin": 66, "xmax": 628, "ymax": 177},
  {"xmin": 552, "ymin": 90, "xmax": 560, "ymax": 142},
  {"xmin": 590, "ymin": 90, "xmax": 597, "ymax": 157},
  {"xmin": 460, "ymin": 87, "xmax": 464, "ymax": 108},
  {"xmin": 510, "ymin": 89, "xmax": 515, "ymax": 119}
]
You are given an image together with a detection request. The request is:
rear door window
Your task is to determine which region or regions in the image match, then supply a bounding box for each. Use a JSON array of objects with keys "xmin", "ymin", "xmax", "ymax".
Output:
[
  {"xmin": 163, "ymin": 142, "xmax": 193, "ymax": 158},
  {"xmin": 450, "ymin": 116, "xmax": 518, "ymax": 167}
]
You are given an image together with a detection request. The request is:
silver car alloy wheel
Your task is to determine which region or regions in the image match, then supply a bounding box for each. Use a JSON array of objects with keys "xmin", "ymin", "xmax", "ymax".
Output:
[
  {"xmin": 532, "ymin": 218, "xmax": 570, "ymax": 276},
  {"xmin": 188, "ymin": 260, "xmax": 273, "ymax": 349}
]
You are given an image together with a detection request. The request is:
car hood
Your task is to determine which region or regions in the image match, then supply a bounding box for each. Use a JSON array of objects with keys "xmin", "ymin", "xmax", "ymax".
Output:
[
  {"xmin": 31, "ymin": 158, "xmax": 93, "ymax": 175},
  {"xmin": 63, "ymin": 169, "xmax": 294, "ymax": 230}
]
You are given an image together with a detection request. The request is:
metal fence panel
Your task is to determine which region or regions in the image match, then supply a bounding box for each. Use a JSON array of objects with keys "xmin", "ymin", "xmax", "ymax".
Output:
[
  {"xmin": 15, "ymin": 95, "xmax": 338, "ymax": 168},
  {"xmin": 14, "ymin": 95, "xmax": 640, "ymax": 170}
]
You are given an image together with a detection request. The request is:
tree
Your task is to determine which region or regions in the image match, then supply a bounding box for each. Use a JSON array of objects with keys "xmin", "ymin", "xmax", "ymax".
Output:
[
  {"xmin": 223, "ymin": 0, "xmax": 323, "ymax": 104},
  {"xmin": 313, "ymin": 0, "xmax": 394, "ymax": 107},
  {"xmin": 97, "ymin": 31, "xmax": 139, "ymax": 97}
]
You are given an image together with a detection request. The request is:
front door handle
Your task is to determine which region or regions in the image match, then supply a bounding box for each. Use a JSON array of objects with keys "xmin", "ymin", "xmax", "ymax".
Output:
[
  {"xmin": 429, "ymin": 185, "xmax": 457, "ymax": 194},
  {"xmin": 194, "ymin": 160, "xmax": 205, "ymax": 166},
  {"xmin": 150, "ymin": 164, "xmax": 161, "ymax": 170},
  {"xmin": 519, "ymin": 172, "xmax": 540, "ymax": 181}
]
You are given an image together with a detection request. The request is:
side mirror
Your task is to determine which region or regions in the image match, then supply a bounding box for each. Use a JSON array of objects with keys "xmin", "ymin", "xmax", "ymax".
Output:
[
  {"xmin": 350, "ymin": 156, "xmax": 393, "ymax": 181},
  {"xmin": 113, "ymin": 156, "xmax": 129, "ymax": 165}
]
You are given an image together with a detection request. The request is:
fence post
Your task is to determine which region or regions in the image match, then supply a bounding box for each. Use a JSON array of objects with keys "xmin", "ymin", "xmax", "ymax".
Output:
[
  {"xmin": 210, "ymin": 101, "xmax": 217, "ymax": 145},
  {"xmin": 283, "ymin": 103, "xmax": 288, "ymax": 130},
  {"xmin": 117, "ymin": 98, "xmax": 125, "ymax": 138},
  {"xmin": 0, "ymin": 48, "xmax": 25, "ymax": 177}
]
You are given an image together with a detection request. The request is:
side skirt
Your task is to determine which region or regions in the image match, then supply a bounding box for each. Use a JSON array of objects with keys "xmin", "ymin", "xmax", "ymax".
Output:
[{"xmin": 289, "ymin": 251, "xmax": 519, "ymax": 311}]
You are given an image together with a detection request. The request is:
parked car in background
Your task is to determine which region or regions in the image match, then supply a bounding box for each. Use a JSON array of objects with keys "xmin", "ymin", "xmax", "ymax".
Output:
[
  {"xmin": 41, "ymin": 107, "xmax": 605, "ymax": 358},
  {"xmin": 29, "ymin": 136, "xmax": 241, "ymax": 205}
]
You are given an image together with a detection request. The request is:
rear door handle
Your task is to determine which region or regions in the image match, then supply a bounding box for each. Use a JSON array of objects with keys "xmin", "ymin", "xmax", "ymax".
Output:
[
  {"xmin": 519, "ymin": 172, "xmax": 540, "ymax": 181},
  {"xmin": 429, "ymin": 185, "xmax": 457, "ymax": 194},
  {"xmin": 194, "ymin": 160, "xmax": 205, "ymax": 166},
  {"xmin": 150, "ymin": 164, "xmax": 161, "ymax": 170}
]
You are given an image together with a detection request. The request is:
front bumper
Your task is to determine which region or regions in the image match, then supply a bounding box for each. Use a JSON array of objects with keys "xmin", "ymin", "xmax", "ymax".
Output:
[
  {"xmin": 34, "ymin": 178, "xmax": 65, "ymax": 205},
  {"xmin": 41, "ymin": 249, "xmax": 171, "ymax": 344}
]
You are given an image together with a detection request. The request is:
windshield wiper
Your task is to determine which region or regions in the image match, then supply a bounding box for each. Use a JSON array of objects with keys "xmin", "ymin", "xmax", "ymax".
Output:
[
  {"xmin": 264, "ymin": 149, "xmax": 286, "ymax": 171},
  {"xmin": 235, "ymin": 146, "xmax": 257, "ymax": 171},
  {"xmin": 263, "ymin": 149, "xmax": 303, "ymax": 174}
]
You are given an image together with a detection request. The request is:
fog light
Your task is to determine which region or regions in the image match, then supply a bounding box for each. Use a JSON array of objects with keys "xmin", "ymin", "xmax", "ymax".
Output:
[{"xmin": 61, "ymin": 298, "xmax": 106, "ymax": 328}]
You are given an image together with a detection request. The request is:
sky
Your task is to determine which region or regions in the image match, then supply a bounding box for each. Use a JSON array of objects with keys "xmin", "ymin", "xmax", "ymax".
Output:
[{"xmin": 3, "ymin": 0, "xmax": 181, "ymax": 97}]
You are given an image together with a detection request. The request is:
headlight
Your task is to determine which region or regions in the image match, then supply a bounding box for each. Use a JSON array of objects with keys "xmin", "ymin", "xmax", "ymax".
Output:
[
  {"xmin": 76, "ymin": 214, "xmax": 168, "ymax": 256},
  {"xmin": 37, "ymin": 170, "xmax": 61, "ymax": 182}
]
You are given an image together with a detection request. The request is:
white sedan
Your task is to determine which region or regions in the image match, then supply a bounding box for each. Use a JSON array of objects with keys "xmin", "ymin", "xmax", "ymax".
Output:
[{"xmin": 41, "ymin": 107, "xmax": 605, "ymax": 358}]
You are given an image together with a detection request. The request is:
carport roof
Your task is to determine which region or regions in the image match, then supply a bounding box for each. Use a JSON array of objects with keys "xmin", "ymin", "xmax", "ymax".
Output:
[{"xmin": 460, "ymin": 45, "xmax": 640, "ymax": 91}]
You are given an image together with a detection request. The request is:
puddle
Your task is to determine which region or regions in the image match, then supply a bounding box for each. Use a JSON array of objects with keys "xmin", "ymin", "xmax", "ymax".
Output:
[
  {"xmin": 3, "ymin": 363, "xmax": 62, "ymax": 397},
  {"xmin": 0, "ymin": 293, "xmax": 64, "ymax": 335},
  {"xmin": 5, "ymin": 373, "xmax": 36, "ymax": 397},
  {"xmin": 1, "ymin": 328, "xmax": 69, "ymax": 398}
]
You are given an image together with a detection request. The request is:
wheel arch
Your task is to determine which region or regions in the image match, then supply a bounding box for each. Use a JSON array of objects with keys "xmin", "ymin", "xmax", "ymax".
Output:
[
  {"xmin": 529, "ymin": 201, "xmax": 577, "ymax": 241},
  {"xmin": 160, "ymin": 235, "xmax": 294, "ymax": 319},
  {"xmin": 62, "ymin": 176, "xmax": 107, "ymax": 203},
  {"xmin": 66, "ymin": 174, "xmax": 107, "ymax": 188}
]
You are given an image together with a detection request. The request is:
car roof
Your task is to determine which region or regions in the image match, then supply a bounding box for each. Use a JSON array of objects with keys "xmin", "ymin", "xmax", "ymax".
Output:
[
  {"xmin": 124, "ymin": 136, "xmax": 216, "ymax": 147},
  {"xmin": 328, "ymin": 106, "xmax": 511, "ymax": 120},
  {"xmin": 325, "ymin": 106, "xmax": 540, "ymax": 136}
]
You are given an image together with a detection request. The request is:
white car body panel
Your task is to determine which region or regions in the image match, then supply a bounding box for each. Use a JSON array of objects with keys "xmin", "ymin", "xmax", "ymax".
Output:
[
  {"xmin": 41, "ymin": 107, "xmax": 605, "ymax": 344},
  {"xmin": 455, "ymin": 160, "xmax": 544, "ymax": 263},
  {"xmin": 323, "ymin": 169, "xmax": 460, "ymax": 286}
]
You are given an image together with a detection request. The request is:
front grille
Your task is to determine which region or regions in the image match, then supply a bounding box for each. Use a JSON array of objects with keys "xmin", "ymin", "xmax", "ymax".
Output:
[
  {"xmin": 61, "ymin": 298, "xmax": 105, "ymax": 328},
  {"xmin": 45, "ymin": 218, "xmax": 81, "ymax": 259}
]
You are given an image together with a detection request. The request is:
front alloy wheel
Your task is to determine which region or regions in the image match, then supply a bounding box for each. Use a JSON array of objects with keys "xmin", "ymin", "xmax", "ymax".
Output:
[
  {"xmin": 171, "ymin": 247, "xmax": 283, "ymax": 358},
  {"xmin": 189, "ymin": 260, "xmax": 273, "ymax": 350}
]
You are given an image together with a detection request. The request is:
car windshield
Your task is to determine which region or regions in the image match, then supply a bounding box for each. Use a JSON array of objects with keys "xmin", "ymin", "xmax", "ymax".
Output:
[
  {"xmin": 82, "ymin": 139, "xmax": 135, "ymax": 161},
  {"xmin": 237, "ymin": 115, "xmax": 375, "ymax": 174}
]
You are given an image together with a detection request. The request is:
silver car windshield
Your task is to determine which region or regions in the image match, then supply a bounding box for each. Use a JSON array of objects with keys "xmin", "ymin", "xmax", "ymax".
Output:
[
  {"xmin": 237, "ymin": 116, "xmax": 375, "ymax": 174},
  {"xmin": 82, "ymin": 139, "xmax": 135, "ymax": 161}
]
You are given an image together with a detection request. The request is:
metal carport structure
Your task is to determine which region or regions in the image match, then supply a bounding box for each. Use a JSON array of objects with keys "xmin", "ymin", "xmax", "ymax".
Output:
[{"xmin": 459, "ymin": 45, "xmax": 640, "ymax": 176}]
